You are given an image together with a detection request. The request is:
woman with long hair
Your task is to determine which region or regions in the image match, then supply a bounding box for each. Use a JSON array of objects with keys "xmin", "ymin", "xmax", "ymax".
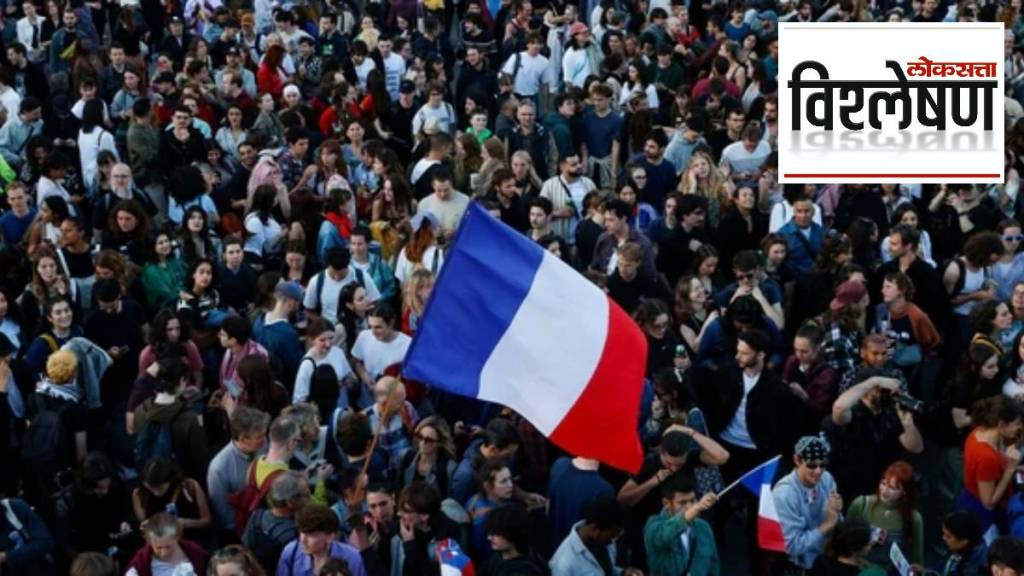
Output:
[
  {"xmin": 634, "ymin": 298, "xmax": 682, "ymax": 376},
  {"xmin": 718, "ymin": 40, "xmax": 749, "ymax": 92},
  {"xmin": 243, "ymin": 184, "xmax": 287, "ymax": 269},
  {"xmin": 215, "ymin": 105, "xmax": 248, "ymax": 161},
  {"xmin": 300, "ymin": 139, "xmax": 350, "ymax": 199},
  {"xmin": 235, "ymin": 354, "xmax": 289, "ymax": 418},
  {"xmin": 475, "ymin": 138, "xmax": 507, "ymax": 197},
  {"xmin": 257, "ymin": 44, "xmax": 288, "ymax": 101},
  {"xmin": 101, "ymin": 198, "xmax": 151, "ymax": 265},
  {"xmin": 137, "ymin": 309, "xmax": 204, "ymax": 387},
  {"xmin": 715, "ymin": 185, "xmax": 768, "ymax": 273},
  {"xmin": 18, "ymin": 246, "xmax": 81, "ymax": 336},
  {"xmin": 401, "ymin": 269, "xmax": 434, "ymax": 336},
  {"xmin": 678, "ymin": 151, "xmax": 732, "ymax": 227},
  {"xmin": 293, "ymin": 317, "xmax": 353, "ymax": 406},
  {"xmin": 845, "ymin": 461, "xmax": 923, "ymax": 566},
  {"xmin": 131, "ymin": 457, "xmax": 212, "ymax": 542},
  {"xmin": 178, "ymin": 206, "xmax": 222, "ymax": 265},
  {"xmin": 969, "ymin": 299, "xmax": 1014, "ymax": 356},
  {"xmin": 141, "ymin": 228, "xmax": 188, "ymax": 311},
  {"xmin": 167, "ymin": 164, "xmax": 219, "ymax": 227},
  {"xmin": 371, "ymin": 172, "xmax": 416, "ymax": 261},
  {"xmin": 395, "ymin": 212, "xmax": 445, "ymax": 284},
  {"xmin": 957, "ymin": 395, "xmax": 1023, "ymax": 535},
  {"xmin": 246, "ymin": 154, "xmax": 292, "ymax": 219},
  {"xmin": 77, "ymin": 99, "xmax": 119, "ymax": 190},
  {"xmin": 338, "ymin": 282, "xmax": 372, "ymax": 353},
  {"xmin": 88, "ymin": 150, "xmax": 118, "ymax": 201},
  {"xmin": 510, "ymin": 150, "xmax": 543, "ymax": 198},
  {"xmin": 399, "ymin": 416, "xmax": 457, "ymax": 495},
  {"xmin": 672, "ymin": 275, "xmax": 712, "ymax": 355},
  {"xmin": 453, "ymin": 133, "xmax": 483, "ymax": 194},
  {"xmin": 619, "ymin": 59, "xmax": 660, "ymax": 109},
  {"xmin": 176, "ymin": 258, "xmax": 223, "ymax": 331}
]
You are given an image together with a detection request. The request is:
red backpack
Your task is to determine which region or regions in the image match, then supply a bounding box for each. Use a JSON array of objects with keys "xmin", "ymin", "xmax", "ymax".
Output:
[{"xmin": 227, "ymin": 460, "xmax": 285, "ymax": 538}]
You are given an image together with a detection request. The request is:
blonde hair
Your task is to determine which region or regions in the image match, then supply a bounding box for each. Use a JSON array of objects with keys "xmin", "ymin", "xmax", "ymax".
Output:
[
  {"xmin": 281, "ymin": 403, "xmax": 321, "ymax": 438},
  {"xmin": 46, "ymin": 349, "xmax": 77, "ymax": 384},
  {"xmin": 402, "ymin": 269, "xmax": 434, "ymax": 319}
]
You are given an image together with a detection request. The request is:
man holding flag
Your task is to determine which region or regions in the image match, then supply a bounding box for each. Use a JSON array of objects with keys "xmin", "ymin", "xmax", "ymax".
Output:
[{"xmin": 772, "ymin": 435, "xmax": 842, "ymax": 571}]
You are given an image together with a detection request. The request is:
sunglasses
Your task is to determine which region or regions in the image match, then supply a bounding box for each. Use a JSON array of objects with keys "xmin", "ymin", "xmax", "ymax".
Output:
[
  {"xmin": 735, "ymin": 272, "xmax": 755, "ymax": 281},
  {"xmin": 1005, "ymin": 235, "xmax": 1024, "ymax": 242},
  {"xmin": 417, "ymin": 434, "xmax": 438, "ymax": 444},
  {"xmin": 803, "ymin": 460, "xmax": 827, "ymax": 470}
]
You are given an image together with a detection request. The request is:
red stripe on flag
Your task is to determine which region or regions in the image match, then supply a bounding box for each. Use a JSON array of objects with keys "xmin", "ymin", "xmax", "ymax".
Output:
[
  {"xmin": 758, "ymin": 516, "xmax": 786, "ymax": 552},
  {"xmin": 549, "ymin": 299, "xmax": 647, "ymax": 474}
]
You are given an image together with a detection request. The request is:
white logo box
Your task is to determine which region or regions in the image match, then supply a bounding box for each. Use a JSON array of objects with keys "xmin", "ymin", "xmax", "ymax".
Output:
[{"xmin": 778, "ymin": 22, "xmax": 1005, "ymax": 184}]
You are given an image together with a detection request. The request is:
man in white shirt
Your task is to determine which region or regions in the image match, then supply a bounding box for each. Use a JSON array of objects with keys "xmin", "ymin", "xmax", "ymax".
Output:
[
  {"xmin": 379, "ymin": 36, "xmax": 407, "ymax": 101},
  {"xmin": 304, "ymin": 246, "xmax": 381, "ymax": 324},
  {"xmin": 720, "ymin": 123, "xmax": 772, "ymax": 187},
  {"xmin": 0, "ymin": 72, "xmax": 21, "ymax": 127},
  {"xmin": 351, "ymin": 304, "xmax": 411, "ymax": 387},
  {"xmin": 417, "ymin": 169, "xmax": 469, "ymax": 243},
  {"xmin": 351, "ymin": 41, "xmax": 376, "ymax": 91},
  {"xmin": 16, "ymin": 0, "xmax": 44, "ymax": 62},
  {"xmin": 500, "ymin": 32, "xmax": 552, "ymax": 105}
]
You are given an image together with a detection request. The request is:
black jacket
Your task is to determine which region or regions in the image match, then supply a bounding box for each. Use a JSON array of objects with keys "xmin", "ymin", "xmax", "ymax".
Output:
[{"xmin": 700, "ymin": 365, "xmax": 789, "ymax": 455}]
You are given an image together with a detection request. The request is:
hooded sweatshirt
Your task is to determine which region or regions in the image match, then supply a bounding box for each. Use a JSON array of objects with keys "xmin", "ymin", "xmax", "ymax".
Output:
[{"xmin": 133, "ymin": 397, "xmax": 210, "ymax": 481}]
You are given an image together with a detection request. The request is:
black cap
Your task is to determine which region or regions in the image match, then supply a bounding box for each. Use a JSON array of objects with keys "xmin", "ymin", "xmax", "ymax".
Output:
[
  {"xmin": 170, "ymin": 15, "xmax": 183, "ymax": 23},
  {"xmin": 399, "ymin": 80, "xmax": 416, "ymax": 94},
  {"xmin": 225, "ymin": 45, "xmax": 240, "ymax": 55}
]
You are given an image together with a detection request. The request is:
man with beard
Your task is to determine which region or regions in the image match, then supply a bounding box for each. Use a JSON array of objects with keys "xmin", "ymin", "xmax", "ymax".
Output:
[
  {"xmin": 631, "ymin": 130, "xmax": 676, "ymax": 208},
  {"xmin": 91, "ymin": 163, "xmax": 158, "ymax": 239}
]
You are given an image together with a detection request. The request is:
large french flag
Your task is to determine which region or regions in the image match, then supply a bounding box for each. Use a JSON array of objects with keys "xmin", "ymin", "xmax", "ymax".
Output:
[
  {"xmin": 738, "ymin": 455, "xmax": 786, "ymax": 552},
  {"xmin": 402, "ymin": 203, "xmax": 647, "ymax": 473}
]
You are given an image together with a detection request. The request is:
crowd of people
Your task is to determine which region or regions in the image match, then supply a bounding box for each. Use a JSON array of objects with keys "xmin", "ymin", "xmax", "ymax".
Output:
[{"xmin": 2, "ymin": 0, "xmax": 1024, "ymax": 574}]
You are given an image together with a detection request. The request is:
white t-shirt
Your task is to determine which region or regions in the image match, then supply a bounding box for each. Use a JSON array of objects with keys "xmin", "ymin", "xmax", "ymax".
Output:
[
  {"xmin": 243, "ymin": 213, "xmax": 283, "ymax": 257},
  {"xmin": 293, "ymin": 347, "xmax": 353, "ymax": 403},
  {"xmin": 720, "ymin": 371, "xmax": 760, "ymax": 449},
  {"xmin": 418, "ymin": 191, "xmax": 470, "ymax": 234},
  {"xmin": 354, "ymin": 58, "xmax": 377, "ymax": 91},
  {"xmin": 395, "ymin": 245, "xmax": 444, "ymax": 284},
  {"xmin": 302, "ymin": 267, "xmax": 382, "ymax": 323},
  {"xmin": 352, "ymin": 330, "xmax": 411, "ymax": 379},
  {"xmin": 382, "ymin": 52, "xmax": 407, "ymax": 101},
  {"xmin": 501, "ymin": 51, "xmax": 552, "ymax": 96}
]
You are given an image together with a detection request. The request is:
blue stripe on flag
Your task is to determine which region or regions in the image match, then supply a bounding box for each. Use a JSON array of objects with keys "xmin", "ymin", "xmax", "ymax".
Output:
[
  {"xmin": 402, "ymin": 202, "xmax": 545, "ymax": 398},
  {"xmin": 740, "ymin": 456, "xmax": 781, "ymax": 495}
]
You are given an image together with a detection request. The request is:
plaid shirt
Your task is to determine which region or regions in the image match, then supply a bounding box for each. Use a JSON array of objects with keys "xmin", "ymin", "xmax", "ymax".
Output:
[
  {"xmin": 823, "ymin": 321, "xmax": 862, "ymax": 381},
  {"xmin": 278, "ymin": 150, "xmax": 305, "ymax": 189}
]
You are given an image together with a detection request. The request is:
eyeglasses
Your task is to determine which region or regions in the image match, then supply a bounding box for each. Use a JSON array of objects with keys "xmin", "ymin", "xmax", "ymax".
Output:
[{"xmin": 1004, "ymin": 235, "xmax": 1024, "ymax": 242}]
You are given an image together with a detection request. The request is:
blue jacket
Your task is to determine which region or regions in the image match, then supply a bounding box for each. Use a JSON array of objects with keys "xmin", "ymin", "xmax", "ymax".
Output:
[
  {"xmin": 0, "ymin": 498, "xmax": 55, "ymax": 576},
  {"xmin": 772, "ymin": 469, "xmax": 838, "ymax": 570},
  {"xmin": 779, "ymin": 220, "xmax": 824, "ymax": 278},
  {"xmin": 276, "ymin": 540, "xmax": 367, "ymax": 576},
  {"xmin": 252, "ymin": 314, "xmax": 304, "ymax": 384}
]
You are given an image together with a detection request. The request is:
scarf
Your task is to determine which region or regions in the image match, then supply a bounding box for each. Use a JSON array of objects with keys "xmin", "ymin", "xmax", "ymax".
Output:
[{"xmin": 325, "ymin": 211, "xmax": 353, "ymax": 240}]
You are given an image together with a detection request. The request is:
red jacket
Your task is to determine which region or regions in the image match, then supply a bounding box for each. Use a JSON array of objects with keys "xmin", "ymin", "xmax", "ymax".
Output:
[
  {"xmin": 127, "ymin": 539, "xmax": 208, "ymax": 576},
  {"xmin": 256, "ymin": 63, "xmax": 285, "ymax": 101}
]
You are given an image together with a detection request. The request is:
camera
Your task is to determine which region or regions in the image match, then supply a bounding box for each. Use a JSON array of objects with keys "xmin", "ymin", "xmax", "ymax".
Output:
[{"xmin": 878, "ymin": 389, "xmax": 923, "ymax": 412}]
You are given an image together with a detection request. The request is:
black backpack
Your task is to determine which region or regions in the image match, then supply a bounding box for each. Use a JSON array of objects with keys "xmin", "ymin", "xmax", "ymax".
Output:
[{"xmin": 21, "ymin": 410, "xmax": 70, "ymax": 473}]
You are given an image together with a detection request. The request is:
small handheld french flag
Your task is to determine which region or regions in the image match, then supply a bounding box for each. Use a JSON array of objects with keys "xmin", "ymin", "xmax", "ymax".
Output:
[
  {"xmin": 437, "ymin": 538, "xmax": 475, "ymax": 576},
  {"xmin": 402, "ymin": 203, "xmax": 647, "ymax": 473},
  {"xmin": 734, "ymin": 455, "xmax": 786, "ymax": 552}
]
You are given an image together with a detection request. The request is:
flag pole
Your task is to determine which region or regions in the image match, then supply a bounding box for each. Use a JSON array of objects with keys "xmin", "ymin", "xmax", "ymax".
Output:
[{"xmin": 716, "ymin": 455, "xmax": 781, "ymax": 498}]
